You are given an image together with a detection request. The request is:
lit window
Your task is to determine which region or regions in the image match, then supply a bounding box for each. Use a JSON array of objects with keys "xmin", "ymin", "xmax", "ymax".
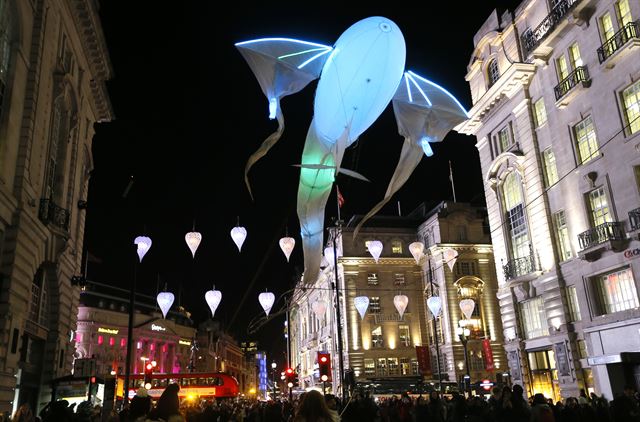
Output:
[
  {"xmin": 120, "ymin": 338, "xmax": 126, "ymax": 348},
  {"xmin": 497, "ymin": 126, "xmax": 512, "ymax": 152},
  {"xmin": 399, "ymin": 325, "xmax": 410, "ymax": 347},
  {"xmin": 566, "ymin": 286, "xmax": 581, "ymax": 322},
  {"xmin": 622, "ymin": 80, "xmax": 640, "ymax": 135},
  {"xmin": 367, "ymin": 273, "xmax": 379, "ymax": 286},
  {"xmin": 553, "ymin": 211, "xmax": 572, "ymax": 261},
  {"xmin": 377, "ymin": 358, "xmax": 387, "ymax": 375},
  {"xmin": 519, "ymin": 296, "xmax": 547, "ymax": 339},
  {"xmin": 501, "ymin": 173, "xmax": 529, "ymax": 259},
  {"xmin": 400, "ymin": 357, "xmax": 410, "ymax": 375},
  {"xmin": 109, "ymin": 337, "xmax": 115, "ymax": 347},
  {"xmin": 456, "ymin": 261, "xmax": 476, "ymax": 276},
  {"xmin": 569, "ymin": 43, "xmax": 583, "ymax": 69},
  {"xmin": 137, "ymin": 341, "xmax": 142, "ymax": 350},
  {"xmin": 75, "ymin": 332, "xmax": 82, "ymax": 343},
  {"xmin": 600, "ymin": 13, "xmax": 615, "ymax": 57},
  {"xmin": 98, "ymin": 335, "xmax": 104, "ymax": 345},
  {"xmin": 391, "ymin": 241, "xmax": 402, "ymax": 254},
  {"xmin": 542, "ymin": 148, "xmax": 558, "ymax": 187},
  {"xmin": 371, "ymin": 327, "xmax": 383, "ymax": 348},
  {"xmin": 616, "ymin": 0, "xmax": 632, "ymax": 26},
  {"xmin": 369, "ymin": 297, "xmax": 381, "ymax": 314},
  {"xmin": 534, "ymin": 98, "xmax": 547, "ymax": 127},
  {"xmin": 587, "ymin": 187, "xmax": 611, "ymax": 227},
  {"xmin": 411, "ymin": 359, "xmax": 419, "ymax": 375},
  {"xmin": 469, "ymin": 350, "xmax": 485, "ymax": 371},
  {"xmin": 387, "ymin": 358, "xmax": 399, "ymax": 375},
  {"xmin": 574, "ymin": 116, "xmax": 599, "ymax": 164},
  {"xmin": 594, "ymin": 267, "xmax": 639, "ymax": 315},
  {"xmin": 556, "ymin": 55, "xmax": 569, "ymax": 81},
  {"xmin": 488, "ymin": 59, "xmax": 500, "ymax": 87},
  {"xmin": 394, "ymin": 273, "xmax": 405, "ymax": 285},
  {"xmin": 364, "ymin": 359, "xmax": 375, "ymax": 376}
]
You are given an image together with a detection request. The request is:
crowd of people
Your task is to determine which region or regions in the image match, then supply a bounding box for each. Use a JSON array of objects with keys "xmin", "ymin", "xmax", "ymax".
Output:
[{"xmin": 4, "ymin": 383, "xmax": 640, "ymax": 422}]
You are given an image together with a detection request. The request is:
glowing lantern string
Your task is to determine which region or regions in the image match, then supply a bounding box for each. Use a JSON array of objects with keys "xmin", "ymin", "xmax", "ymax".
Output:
[
  {"xmin": 460, "ymin": 298, "xmax": 476, "ymax": 321},
  {"xmin": 230, "ymin": 216, "xmax": 247, "ymax": 252},
  {"xmin": 443, "ymin": 248, "xmax": 459, "ymax": 272},
  {"xmin": 185, "ymin": 231, "xmax": 202, "ymax": 258},
  {"xmin": 427, "ymin": 296, "xmax": 443, "ymax": 318},
  {"xmin": 259, "ymin": 291, "xmax": 275, "ymax": 316},
  {"xmin": 205, "ymin": 288, "xmax": 222, "ymax": 318},
  {"xmin": 156, "ymin": 289, "xmax": 174, "ymax": 319},
  {"xmin": 134, "ymin": 236, "xmax": 152, "ymax": 262},
  {"xmin": 367, "ymin": 240, "xmax": 383, "ymax": 263},
  {"xmin": 279, "ymin": 237, "xmax": 295, "ymax": 262},
  {"xmin": 354, "ymin": 296, "xmax": 369, "ymax": 320},
  {"xmin": 409, "ymin": 241, "xmax": 424, "ymax": 265},
  {"xmin": 393, "ymin": 294, "xmax": 409, "ymax": 319}
]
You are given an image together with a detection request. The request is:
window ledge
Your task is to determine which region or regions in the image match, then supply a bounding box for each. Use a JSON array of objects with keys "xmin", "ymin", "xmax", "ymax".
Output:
[
  {"xmin": 577, "ymin": 237, "xmax": 627, "ymax": 261},
  {"xmin": 600, "ymin": 38, "xmax": 640, "ymax": 70}
]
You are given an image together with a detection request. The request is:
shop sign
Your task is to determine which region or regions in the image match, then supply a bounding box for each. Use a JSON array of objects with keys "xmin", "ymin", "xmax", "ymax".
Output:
[
  {"xmin": 624, "ymin": 248, "xmax": 640, "ymax": 259},
  {"xmin": 554, "ymin": 343, "xmax": 571, "ymax": 377},
  {"xmin": 151, "ymin": 324, "xmax": 166, "ymax": 332},
  {"xmin": 98, "ymin": 327, "xmax": 119, "ymax": 335},
  {"xmin": 415, "ymin": 346, "xmax": 431, "ymax": 376},
  {"xmin": 482, "ymin": 339, "xmax": 494, "ymax": 371},
  {"xmin": 57, "ymin": 380, "xmax": 87, "ymax": 398},
  {"xmin": 480, "ymin": 379, "xmax": 493, "ymax": 391},
  {"xmin": 179, "ymin": 339, "xmax": 191, "ymax": 346}
]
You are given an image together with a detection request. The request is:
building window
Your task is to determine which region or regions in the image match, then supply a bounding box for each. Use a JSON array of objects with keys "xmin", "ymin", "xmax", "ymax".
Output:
[
  {"xmin": 594, "ymin": 267, "xmax": 639, "ymax": 315},
  {"xmin": 456, "ymin": 261, "xmax": 477, "ymax": 276},
  {"xmin": 469, "ymin": 350, "xmax": 485, "ymax": 371},
  {"xmin": 600, "ymin": 13, "xmax": 615, "ymax": 54},
  {"xmin": 616, "ymin": 0, "xmax": 632, "ymax": 26},
  {"xmin": 542, "ymin": 148, "xmax": 559, "ymax": 187},
  {"xmin": 29, "ymin": 269, "xmax": 49, "ymax": 327},
  {"xmin": 457, "ymin": 225, "xmax": 467, "ymax": 241},
  {"xmin": 622, "ymin": 80, "xmax": 640, "ymax": 135},
  {"xmin": 587, "ymin": 186, "xmax": 611, "ymax": 226},
  {"xmin": 488, "ymin": 59, "xmax": 500, "ymax": 87},
  {"xmin": 501, "ymin": 172, "xmax": 529, "ymax": 259},
  {"xmin": 394, "ymin": 273, "xmax": 405, "ymax": 286},
  {"xmin": 556, "ymin": 55, "xmax": 569, "ymax": 81},
  {"xmin": 391, "ymin": 241, "xmax": 402, "ymax": 254},
  {"xmin": 568, "ymin": 43, "xmax": 583, "ymax": 69},
  {"xmin": 534, "ymin": 98, "xmax": 547, "ymax": 128},
  {"xmin": 574, "ymin": 116, "xmax": 599, "ymax": 164},
  {"xmin": 364, "ymin": 359, "xmax": 375, "ymax": 376},
  {"xmin": 377, "ymin": 358, "xmax": 387, "ymax": 375},
  {"xmin": 552, "ymin": 211, "xmax": 572, "ymax": 261},
  {"xmin": 400, "ymin": 357, "xmax": 410, "ymax": 375},
  {"xmin": 520, "ymin": 296, "xmax": 547, "ymax": 339},
  {"xmin": 367, "ymin": 273, "xmax": 379, "ymax": 286},
  {"xmin": 411, "ymin": 359, "xmax": 419, "ymax": 375},
  {"xmin": 369, "ymin": 297, "xmax": 381, "ymax": 314},
  {"xmin": 387, "ymin": 358, "xmax": 399, "ymax": 375},
  {"xmin": 497, "ymin": 126, "xmax": 512, "ymax": 152},
  {"xmin": 399, "ymin": 325, "xmax": 410, "ymax": 347},
  {"xmin": 566, "ymin": 286, "xmax": 581, "ymax": 322}
]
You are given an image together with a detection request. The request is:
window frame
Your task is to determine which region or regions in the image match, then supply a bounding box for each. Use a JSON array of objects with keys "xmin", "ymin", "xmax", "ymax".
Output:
[
  {"xmin": 542, "ymin": 148, "xmax": 559, "ymax": 187},
  {"xmin": 573, "ymin": 115, "xmax": 600, "ymax": 165},
  {"xmin": 534, "ymin": 98, "xmax": 547, "ymax": 128},
  {"xmin": 621, "ymin": 79, "xmax": 640, "ymax": 136},
  {"xmin": 488, "ymin": 59, "xmax": 500, "ymax": 87}
]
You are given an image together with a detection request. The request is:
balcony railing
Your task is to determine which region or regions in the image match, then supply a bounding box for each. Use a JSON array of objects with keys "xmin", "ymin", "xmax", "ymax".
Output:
[
  {"xmin": 38, "ymin": 198, "xmax": 70, "ymax": 231},
  {"xmin": 554, "ymin": 66, "xmax": 590, "ymax": 100},
  {"xmin": 597, "ymin": 20, "xmax": 640, "ymax": 63},
  {"xmin": 521, "ymin": 0, "xmax": 580, "ymax": 54},
  {"xmin": 503, "ymin": 252, "xmax": 537, "ymax": 281},
  {"xmin": 629, "ymin": 208, "xmax": 640, "ymax": 231},
  {"xmin": 578, "ymin": 221, "xmax": 624, "ymax": 250}
]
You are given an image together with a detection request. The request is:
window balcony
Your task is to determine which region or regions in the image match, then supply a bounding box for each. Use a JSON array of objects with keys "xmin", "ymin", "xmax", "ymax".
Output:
[
  {"xmin": 521, "ymin": 0, "xmax": 582, "ymax": 56},
  {"xmin": 554, "ymin": 66, "xmax": 591, "ymax": 104},
  {"xmin": 597, "ymin": 20, "xmax": 640, "ymax": 66},
  {"xmin": 577, "ymin": 222, "xmax": 625, "ymax": 260},
  {"xmin": 629, "ymin": 208, "xmax": 640, "ymax": 234},
  {"xmin": 38, "ymin": 198, "xmax": 70, "ymax": 232},
  {"xmin": 502, "ymin": 252, "xmax": 538, "ymax": 282}
]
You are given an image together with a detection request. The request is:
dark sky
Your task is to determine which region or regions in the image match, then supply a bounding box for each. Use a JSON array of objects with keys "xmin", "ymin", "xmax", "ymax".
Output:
[{"xmin": 88, "ymin": 3, "xmax": 521, "ymax": 364}]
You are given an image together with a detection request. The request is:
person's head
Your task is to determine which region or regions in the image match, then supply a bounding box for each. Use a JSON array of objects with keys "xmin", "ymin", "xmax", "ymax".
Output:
[
  {"xmin": 512, "ymin": 384, "xmax": 524, "ymax": 398},
  {"xmin": 155, "ymin": 383, "xmax": 181, "ymax": 418},
  {"xmin": 429, "ymin": 391, "xmax": 439, "ymax": 402},
  {"xmin": 624, "ymin": 385, "xmax": 636, "ymax": 397},
  {"xmin": 566, "ymin": 397, "xmax": 578, "ymax": 408},
  {"xmin": 324, "ymin": 394, "xmax": 337, "ymax": 410},
  {"xmin": 532, "ymin": 394, "xmax": 546, "ymax": 406},
  {"xmin": 295, "ymin": 390, "xmax": 332, "ymax": 421},
  {"xmin": 491, "ymin": 386, "xmax": 502, "ymax": 399},
  {"xmin": 130, "ymin": 394, "xmax": 152, "ymax": 419}
]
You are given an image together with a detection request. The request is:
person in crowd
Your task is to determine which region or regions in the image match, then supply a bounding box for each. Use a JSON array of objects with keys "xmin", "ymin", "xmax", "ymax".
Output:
[
  {"xmin": 293, "ymin": 390, "xmax": 339, "ymax": 422},
  {"xmin": 127, "ymin": 387, "xmax": 152, "ymax": 421},
  {"xmin": 530, "ymin": 393, "xmax": 554, "ymax": 422},
  {"xmin": 612, "ymin": 384, "xmax": 640, "ymax": 422},
  {"xmin": 12, "ymin": 403, "xmax": 35, "ymax": 422},
  {"xmin": 146, "ymin": 383, "xmax": 184, "ymax": 422}
]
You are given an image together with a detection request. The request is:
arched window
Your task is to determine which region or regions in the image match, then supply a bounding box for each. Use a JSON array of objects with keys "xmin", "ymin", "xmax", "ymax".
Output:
[
  {"xmin": 487, "ymin": 59, "xmax": 500, "ymax": 87},
  {"xmin": 0, "ymin": 0, "xmax": 13, "ymax": 124},
  {"xmin": 45, "ymin": 95, "xmax": 72, "ymax": 202},
  {"xmin": 501, "ymin": 172, "xmax": 529, "ymax": 259}
]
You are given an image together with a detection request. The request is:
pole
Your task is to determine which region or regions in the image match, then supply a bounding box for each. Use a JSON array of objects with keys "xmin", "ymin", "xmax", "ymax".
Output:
[
  {"xmin": 332, "ymin": 224, "xmax": 345, "ymax": 402},
  {"xmin": 123, "ymin": 255, "xmax": 137, "ymax": 408},
  {"xmin": 449, "ymin": 160, "xmax": 457, "ymax": 203},
  {"xmin": 272, "ymin": 369, "xmax": 276, "ymax": 400},
  {"xmin": 286, "ymin": 298, "xmax": 291, "ymax": 370},
  {"xmin": 427, "ymin": 258, "xmax": 443, "ymax": 395},
  {"xmin": 462, "ymin": 337, "xmax": 470, "ymax": 396}
]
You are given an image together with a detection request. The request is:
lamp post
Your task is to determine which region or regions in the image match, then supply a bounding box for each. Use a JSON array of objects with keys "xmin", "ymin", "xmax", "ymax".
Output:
[
  {"xmin": 271, "ymin": 362, "xmax": 277, "ymax": 400},
  {"xmin": 456, "ymin": 325, "xmax": 471, "ymax": 397},
  {"xmin": 426, "ymin": 258, "xmax": 444, "ymax": 395}
]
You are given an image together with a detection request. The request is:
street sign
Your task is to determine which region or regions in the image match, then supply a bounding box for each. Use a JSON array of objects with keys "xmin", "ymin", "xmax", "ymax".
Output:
[
  {"xmin": 73, "ymin": 358, "xmax": 96, "ymax": 378},
  {"xmin": 480, "ymin": 379, "xmax": 493, "ymax": 391}
]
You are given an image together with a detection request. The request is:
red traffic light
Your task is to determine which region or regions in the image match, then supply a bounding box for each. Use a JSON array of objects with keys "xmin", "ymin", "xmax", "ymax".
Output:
[
  {"xmin": 285, "ymin": 368, "xmax": 294, "ymax": 375},
  {"xmin": 317, "ymin": 352, "xmax": 332, "ymax": 382},
  {"xmin": 146, "ymin": 363, "xmax": 153, "ymax": 371},
  {"xmin": 320, "ymin": 356, "xmax": 328, "ymax": 363}
]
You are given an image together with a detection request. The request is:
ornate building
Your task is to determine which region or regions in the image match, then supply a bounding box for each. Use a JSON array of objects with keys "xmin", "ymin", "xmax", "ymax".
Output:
[
  {"xmin": 0, "ymin": 0, "xmax": 113, "ymax": 413},
  {"xmin": 459, "ymin": 0, "xmax": 640, "ymax": 400}
]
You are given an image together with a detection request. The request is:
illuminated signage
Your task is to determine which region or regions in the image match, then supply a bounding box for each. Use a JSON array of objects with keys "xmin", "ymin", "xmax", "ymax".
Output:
[
  {"xmin": 624, "ymin": 248, "xmax": 640, "ymax": 259},
  {"xmin": 98, "ymin": 327, "xmax": 119, "ymax": 335},
  {"xmin": 179, "ymin": 339, "xmax": 191, "ymax": 346},
  {"xmin": 151, "ymin": 324, "xmax": 166, "ymax": 332}
]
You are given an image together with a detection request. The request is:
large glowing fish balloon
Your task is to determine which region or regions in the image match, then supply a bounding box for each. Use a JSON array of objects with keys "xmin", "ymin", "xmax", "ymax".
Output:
[{"xmin": 237, "ymin": 17, "xmax": 468, "ymax": 284}]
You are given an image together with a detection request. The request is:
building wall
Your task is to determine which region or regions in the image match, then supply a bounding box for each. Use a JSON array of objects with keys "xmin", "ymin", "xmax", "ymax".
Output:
[
  {"xmin": 0, "ymin": 0, "xmax": 112, "ymax": 413},
  {"xmin": 460, "ymin": 0, "xmax": 640, "ymax": 400}
]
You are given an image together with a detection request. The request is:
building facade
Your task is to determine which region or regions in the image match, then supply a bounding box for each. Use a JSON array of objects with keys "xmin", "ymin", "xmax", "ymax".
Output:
[
  {"xmin": 0, "ymin": 0, "xmax": 113, "ymax": 413},
  {"xmin": 414, "ymin": 201, "xmax": 506, "ymax": 393},
  {"xmin": 75, "ymin": 281, "xmax": 196, "ymax": 381},
  {"xmin": 459, "ymin": 0, "xmax": 640, "ymax": 400}
]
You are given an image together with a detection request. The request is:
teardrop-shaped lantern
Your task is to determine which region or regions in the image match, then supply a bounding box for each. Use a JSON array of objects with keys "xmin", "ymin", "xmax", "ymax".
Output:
[
  {"xmin": 185, "ymin": 232, "xmax": 202, "ymax": 258},
  {"xmin": 459, "ymin": 298, "xmax": 476, "ymax": 320},
  {"xmin": 393, "ymin": 295, "xmax": 409, "ymax": 319},
  {"xmin": 354, "ymin": 296, "xmax": 369, "ymax": 320},
  {"xmin": 409, "ymin": 242, "xmax": 425, "ymax": 265},
  {"xmin": 156, "ymin": 291, "xmax": 174, "ymax": 319},
  {"xmin": 443, "ymin": 248, "xmax": 459, "ymax": 272},
  {"xmin": 279, "ymin": 237, "xmax": 295, "ymax": 262},
  {"xmin": 367, "ymin": 240, "xmax": 383, "ymax": 263},
  {"xmin": 324, "ymin": 246, "xmax": 342, "ymax": 267},
  {"xmin": 311, "ymin": 299, "xmax": 327, "ymax": 319},
  {"xmin": 134, "ymin": 236, "xmax": 152, "ymax": 262},
  {"xmin": 258, "ymin": 291, "xmax": 275, "ymax": 317},
  {"xmin": 427, "ymin": 296, "xmax": 443, "ymax": 318},
  {"xmin": 230, "ymin": 226, "xmax": 247, "ymax": 252},
  {"xmin": 205, "ymin": 289, "xmax": 222, "ymax": 318}
]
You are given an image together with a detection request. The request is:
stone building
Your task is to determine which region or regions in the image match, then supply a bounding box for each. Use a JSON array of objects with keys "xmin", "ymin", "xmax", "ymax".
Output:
[
  {"xmin": 0, "ymin": 0, "xmax": 112, "ymax": 413},
  {"xmin": 458, "ymin": 0, "xmax": 640, "ymax": 400}
]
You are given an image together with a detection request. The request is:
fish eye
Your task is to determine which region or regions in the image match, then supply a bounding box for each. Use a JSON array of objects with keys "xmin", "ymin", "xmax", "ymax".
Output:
[{"xmin": 379, "ymin": 22, "xmax": 391, "ymax": 32}]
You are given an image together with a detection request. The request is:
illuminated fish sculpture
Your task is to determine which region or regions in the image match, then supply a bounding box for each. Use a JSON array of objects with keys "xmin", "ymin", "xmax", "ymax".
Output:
[{"xmin": 237, "ymin": 17, "xmax": 468, "ymax": 284}]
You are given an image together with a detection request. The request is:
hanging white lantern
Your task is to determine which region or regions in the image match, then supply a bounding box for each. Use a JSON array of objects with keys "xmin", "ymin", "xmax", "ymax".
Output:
[
  {"xmin": 311, "ymin": 299, "xmax": 327, "ymax": 319},
  {"xmin": 279, "ymin": 237, "xmax": 295, "ymax": 262},
  {"xmin": 409, "ymin": 241, "xmax": 425, "ymax": 265},
  {"xmin": 427, "ymin": 296, "xmax": 443, "ymax": 318},
  {"xmin": 459, "ymin": 298, "xmax": 476, "ymax": 320},
  {"xmin": 185, "ymin": 231, "xmax": 202, "ymax": 258},
  {"xmin": 443, "ymin": 248, "xmax": 459, "ymax": 271},
  {"xmin": 230, "ymin": 226, "xmax": 247, "ymax": 252},
  {"xmin": 354, "ymin": 296, "xmax": 369, "ymax": 320},
  {"xmin": 367, "ymin": 240, "xmax": 383, "ymax": 263},
  {"xmin": 393, "ymin": 295, "xmax": 409, "ymax": 319},
  {"xmin": 134, "ymin": 236, "xmax": 152, "ymax": 262},
  {"xmin": 259, "ymin": 291, "xmax": 275, "ymax": 316},
  {"xmin": 205, "ymin": 289, "xmax": 222, "ymax": 318},
  {"xmin": 156, "ymin": 291, "xmax": 174, "ymax": 319}
]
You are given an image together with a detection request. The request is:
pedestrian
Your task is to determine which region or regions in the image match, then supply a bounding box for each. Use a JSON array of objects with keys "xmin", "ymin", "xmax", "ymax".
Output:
[
  {"xmin": 146, "ymin": 383, "xmax": 185, "ymax": 422},
  {"xmin": 530, "ymin": 393, "xmax": 554, "ymax": 422},
  {"xmin": 293, "ymin": 390, "xmax": 339, "ymax": 422},
  {"xmin": 128, "ymin": 387, "xmax": 152, "ymax": 421},
  {"xmin": 12, "ymin": 403, "xmax": 35, "ymax": 422}
]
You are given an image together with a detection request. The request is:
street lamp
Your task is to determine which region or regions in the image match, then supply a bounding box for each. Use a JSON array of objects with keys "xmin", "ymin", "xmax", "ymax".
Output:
[
  {"xmin": 271, "ymin": 362, "xmax": 277, "ymax": 399},
  {"xmin": 456, "ymin": 324, "xmax": 471, "ymax": 396}
]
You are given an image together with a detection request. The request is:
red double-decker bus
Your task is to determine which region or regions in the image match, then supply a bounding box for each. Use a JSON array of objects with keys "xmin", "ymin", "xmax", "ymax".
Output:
[{"xmin": 117, "ymin": 372, "xmax": 239, "ymax": 400}]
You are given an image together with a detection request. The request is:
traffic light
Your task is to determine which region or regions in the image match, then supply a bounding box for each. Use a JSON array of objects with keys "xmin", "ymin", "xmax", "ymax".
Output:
[
  {"xmin": 285, "ymin": 368, "xmax": 294, "ymax": 388},
  {"xmin": 144, "ymin": 360, "xmax": 157, "ymax": 386},
  {"xmin": 318, "ymin": 352, "xmax": 332, "ymax": 382}
]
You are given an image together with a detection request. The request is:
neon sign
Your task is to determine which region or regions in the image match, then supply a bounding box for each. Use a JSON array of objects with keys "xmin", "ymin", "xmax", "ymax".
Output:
[
  {"xmin": 98, "ymin": 327, "xmax": 119, "ymax": 335},
  {"xmin": 151, "ymin": 324, "xmax": 166, "ymax": 332}
]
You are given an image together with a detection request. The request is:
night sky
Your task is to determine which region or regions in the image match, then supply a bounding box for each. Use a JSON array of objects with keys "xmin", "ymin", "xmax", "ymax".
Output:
[{"xmin": 88, "ymin": 3, "xmax": 521, "ymax": 364}]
